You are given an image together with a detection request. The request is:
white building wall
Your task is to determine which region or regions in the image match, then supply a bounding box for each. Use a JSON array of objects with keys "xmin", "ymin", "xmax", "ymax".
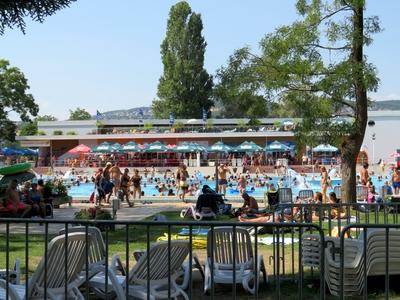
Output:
[
  {"xmin": 38, "ymin": 120, "xmax": 97, "ymax": 136},
  {"xmin": 363, "ymin": 111, "xmax": 400, "ymax": 164}
]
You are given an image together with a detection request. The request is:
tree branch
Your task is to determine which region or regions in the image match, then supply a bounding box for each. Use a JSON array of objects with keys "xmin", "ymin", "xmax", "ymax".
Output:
[{"xmin": 307, "ymin": 43, "xmax": 351, "ymax": 51}]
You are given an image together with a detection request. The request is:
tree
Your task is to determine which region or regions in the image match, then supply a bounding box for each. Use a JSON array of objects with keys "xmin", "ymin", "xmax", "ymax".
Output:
[
  {"xmin": 19, "ymin": 122, "xmax": 38, "ymax": 136},
  {"xmin": 0, "ymin": 0, "xmax": 76, "ymax": 34},
  {"xmin": 0, "ymin": 59, "xmax": 38, "ymax": 142},
  {"xmin": 152, "ymin": 1, "xmax": 213, "ymax": 118},
  {"xmin": 257, "ymin": 0, "xmax": 380, "ymax": 203},
  {"xmin": 36, "ymin": 115, "xmax": 58, "ymax": 121},
  {"xmin": 213, "ymin": 48, "xmax": 270, "ymax": 118},
  {"xmin": 69, "ymin": 108, "xmax": 91, "ymax": 120}
]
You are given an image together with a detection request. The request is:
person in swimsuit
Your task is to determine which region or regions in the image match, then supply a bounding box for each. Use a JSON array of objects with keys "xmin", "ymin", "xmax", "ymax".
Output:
[
  {"xmin": 217, "ymin": 163, "xmax": 230, "ymax": 195},
  {"xmin": 237, "ymin": 175, "xmax": 247, "ymax": 195},
  {"xmin": 120, "ymin": 168, "xmax": 133, "ymax": 207},
  {"xmin": 360, "ymin": 163, "xmax": 369, "ymax": 186},
  {"xmin": 177, "ymin": 165, "xmax": 189, "ymax": 203},
  {"xmin": 392, "ymin": 168, "xmax": 400, "ymax": 194},
  {"xmin": 5, "ymin": 180, "xmax": 31, "ymax": 217},
  {"xmin": 320, "ymin": 166, "xmax": 328, "ymax": 203},
  {"xmin": 240, "ymin": 192, "xmax": 259, "ymax": 214},
  {"xmin": 110, "ymin": 162, "xmax": 122, "ymax": 196},
  {"xmin": 131, "ymin": 169, "xmax": 142, "ymax": 200},
  {"xmin": 29, "ymin": 183, "xmax": 46, "ymax": 218},
  {"xmin": 102, "ymin": 162, "xmax": 114, "ymax": 204}
]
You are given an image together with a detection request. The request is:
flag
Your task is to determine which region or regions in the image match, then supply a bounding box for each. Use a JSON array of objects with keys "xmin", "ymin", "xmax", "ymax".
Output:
[
  {"xmin": 96, "ymin": 110, "xmax": 103, "ymax": 121},
  {"xmin": 169, "ymin": 112, "xmax": 174, "ymax": 126},
  {"xmin": 202, "ymin": 108, "xmax": 207, "ymax": 122}
]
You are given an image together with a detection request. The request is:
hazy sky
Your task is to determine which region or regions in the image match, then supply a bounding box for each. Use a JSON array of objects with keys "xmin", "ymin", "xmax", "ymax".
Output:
[{"xmin": 1, "ymin": 0, "xmax": 399, "ymax": 120}]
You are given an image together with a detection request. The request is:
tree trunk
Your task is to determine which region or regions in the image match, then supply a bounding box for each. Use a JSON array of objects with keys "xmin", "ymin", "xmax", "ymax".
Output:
[{"xmin": 340, "ymin": 2, "xmax": 367, "ymax": 203}]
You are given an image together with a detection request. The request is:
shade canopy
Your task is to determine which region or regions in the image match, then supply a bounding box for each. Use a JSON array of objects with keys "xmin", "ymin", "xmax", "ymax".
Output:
[
  {"xmin": 121, "ymin": 141, "xmax": 141, "ymax": 152},
  {"xmin": 208, "ymin": 141, "xmax": 232, "ymax": 153},
  {"xmin": 265, "ymin": 141, "xmax": 291, "ymax": 152},
  {"xmin": 312, "ymin": 144, "xmax": 338, "ymax": 152},
  {"xmin": 173, "ymin": 142, "xmax": 205, "ymax": 153},
  {"xmin": 234, "ymin": 141, "xmax": 262, "ymax": 152},
  {"xmin": 92, "ymin": 142, "xmax": 114, "ymax": 153},
  {"xmin": 68, "ymin": 144, "xmax": 91, "ymax": 154},
  {"xmin": 144, "ymin": 141, "xmax": 168, "ymax": 153}
]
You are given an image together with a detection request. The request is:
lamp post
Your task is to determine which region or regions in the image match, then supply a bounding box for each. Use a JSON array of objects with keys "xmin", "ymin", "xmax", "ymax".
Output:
[{"xmin": 368, "ymin": 120, "xmax": 375, "ymax": 165}]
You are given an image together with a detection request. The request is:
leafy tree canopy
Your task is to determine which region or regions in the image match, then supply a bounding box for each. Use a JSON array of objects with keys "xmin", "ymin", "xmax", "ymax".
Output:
[
  {"xmin": 153, "ymin": 1, "xmax": 213, "ymax": 118},
  {"xmin": 69, "ymin": 108, "xmax": 91, "ymax": 120},
  {"xmin": 0, "ymin": 0, "xmax": 76, "ymax": 34},
  {"xmin": 36, "ymin": 115, "xmax": 58, "ymax": 121},
  {"xmin": 0, "ymin": 59, "xmax": 38, "ymax": 142}
]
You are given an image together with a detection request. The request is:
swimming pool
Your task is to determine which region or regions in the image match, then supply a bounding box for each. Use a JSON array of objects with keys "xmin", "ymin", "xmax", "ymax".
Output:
[{"xmin": 67, "ymin": 174, "xmax": 387, "ymax": 199}]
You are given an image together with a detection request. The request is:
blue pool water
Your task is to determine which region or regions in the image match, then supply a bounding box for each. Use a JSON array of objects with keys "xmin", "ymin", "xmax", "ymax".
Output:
[{"xmin": 67, "ymin": 174, "xmax": 387, "ymax": 199}]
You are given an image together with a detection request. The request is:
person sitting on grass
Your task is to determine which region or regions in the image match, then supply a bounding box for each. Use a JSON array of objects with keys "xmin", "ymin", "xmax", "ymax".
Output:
[
  {"xmin": 5, "ymin": 180, "xmax": 31, "ymax": 217},
  {"xmin": 328, "ymin": 192, "xmax": 346, "ymax": 219},
  {"xmin": 240, "ymin": 192, "xmax": 259, "ymax": 214}
]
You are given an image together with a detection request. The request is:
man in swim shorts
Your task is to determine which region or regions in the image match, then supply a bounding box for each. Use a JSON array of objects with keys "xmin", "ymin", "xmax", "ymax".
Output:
[
  {"xmin": 177, "ymin": 165, "xmax": 189, "ymax": 203},
  {"xmin": 5, "ymin": 180, "xmax": 31, "ymax": 217},
  {"xmin": 217, "ymin": 163, "xmax": 230, "ymax": 195},
  {"xmin": 110, "ymin": 162, "xmax": 122, "ymax": 196},
  {"xmin": 392, "ymin": 168, "xmax": 400, "ymax": 194}
]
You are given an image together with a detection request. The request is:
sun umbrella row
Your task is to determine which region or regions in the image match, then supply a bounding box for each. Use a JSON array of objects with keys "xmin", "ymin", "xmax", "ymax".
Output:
[
  {"xmin": 0, "ymin": 147, "xmax": 38, "ymax": 156},
  {"xmin": 68, "ymin": 140, "xmax": 303, "ymax": 154}
]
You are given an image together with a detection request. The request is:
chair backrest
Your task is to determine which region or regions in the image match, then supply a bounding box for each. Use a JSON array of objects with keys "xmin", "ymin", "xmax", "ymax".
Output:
[
  {"xmin": 59, "ymin": 226, "xmax": 105, "ymax": 266},
  {"xmin": 298, "ymin": 189, "xmax": 314, "ymax": 200},
  {"xmin": 278, "ymin": 188, "xmax": 293, "ymax": 204},
  {"xmin": 130, "ymin": 241, "xmax": 190, "ymax": 284},
  {"xmin": 267, "ymin": 191, "xmax": 279, "ymax": 207},
  {"xmin": 333, "ymin": 185, "xmax": 342, "ymax": 200},
  {"xmin": 356, "ymin": 185, "xmax": 368, "ymax": 201},
  {"xmin": 207, "ymin": 227, "xmax": 253, "ymax": 268},
  {"xmin": 28, "ymin": 232, "xmax": 89, "ymax": 298}
]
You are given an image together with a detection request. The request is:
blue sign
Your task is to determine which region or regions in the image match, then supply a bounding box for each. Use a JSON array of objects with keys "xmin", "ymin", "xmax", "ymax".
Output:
[{"xmin": 169, "ymin": 112, "xmax": 174, "ymax": 126}]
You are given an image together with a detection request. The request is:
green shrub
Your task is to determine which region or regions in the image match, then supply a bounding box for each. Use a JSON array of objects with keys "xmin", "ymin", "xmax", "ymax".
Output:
[
  {"xmin": 66, "ymin": 131, "xmax": 77, "ymax": 135},
  {"xmin": 37, "ymin": 130, "xmax": 46, "ymax": 136},
  {"xmin": 53, "ymin": 130, "xmax": 63, "ymax": 135}
]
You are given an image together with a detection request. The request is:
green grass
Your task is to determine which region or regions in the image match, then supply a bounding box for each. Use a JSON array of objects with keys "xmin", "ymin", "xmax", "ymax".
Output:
[{"xmin": 1, "ymin": 209, "xmax": 400, "ymax": 299}]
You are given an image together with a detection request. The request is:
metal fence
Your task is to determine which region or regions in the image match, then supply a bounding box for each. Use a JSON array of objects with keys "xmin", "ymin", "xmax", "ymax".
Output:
[{"xmin": 1, "ymin": 214, "xmax": 400, "ymax": 299}]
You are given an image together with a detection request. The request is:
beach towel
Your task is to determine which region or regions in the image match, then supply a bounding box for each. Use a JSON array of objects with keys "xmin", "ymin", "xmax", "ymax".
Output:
[
  {"xmin": 251, "ymin": 236, "xmax": 299, "ymax": 245},
  {"xmin": 179, "ymin": 228, "xmax": 209, "ymax": 236}
]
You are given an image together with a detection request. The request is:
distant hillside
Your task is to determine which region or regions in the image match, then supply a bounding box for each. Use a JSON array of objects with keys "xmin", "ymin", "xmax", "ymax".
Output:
[
  {"xmin": 92, "ymin": 100, "xmax": 400, "ymax": 120},
  {"xmin": 369, "ymin": 100, "xmax": 400, "ymax": 111},
  {"xmin": 93, "ymin": 107, "xmax": 153, "ymax": 120}
]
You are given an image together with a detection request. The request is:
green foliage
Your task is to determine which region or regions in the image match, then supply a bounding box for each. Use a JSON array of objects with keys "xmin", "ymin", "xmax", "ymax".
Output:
[
  {"xmin": 37, "ymin": 130, "xmax": 46, "ymax": 136},
  {"xmin": 237, "ymin": 119, "xmax": 247, "ymax": 129},
  {"xmin": 69, "ymin": 107, "xmax": 91, "ymax": 120},
  {"xmin": 172, "ymin": 121, "xmax": 184, "ymax": 132},
  {"xmin": 66, "ymin": 131, "xmax": 77, "ymax": 135},
  {"xmin": 0, "ymin": 59, "xmax": 38, "ymax": 142},
  {"xmin": 19, "ymin": 122, "xmax": 37, "ymax": 136},
  {"xmin": 214, "ymin": 48, "xmax": 269, "ymax": 118},
  {"xmin": 53, "ymin": 130, "xmax": 63, "ymax": 135},
  {"xmin": 0, "ymin": 0, "xmax": 76, "ymax": 34},
  {"xmin": 153, "ymin": 1, "xmax": 213, "ymax": 118},
  {"xmin": 36, "ymin": 115, "xmax": 57, "ymax": 121},
  {"xmin": 143, "ymin": 122, "xmax": 153, "ymax": 130},
  {"xmin": 205, "ymin": 119, "xmax": 213, "ymax": 130},
  {"xmin": 248, "ymin": 118, "xmax": 262, "ymax": 127}
]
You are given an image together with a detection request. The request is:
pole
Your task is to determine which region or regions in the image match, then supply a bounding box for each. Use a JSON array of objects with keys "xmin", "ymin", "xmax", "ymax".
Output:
[{"xmin": 372, "ymin": 133, "xmax": 376, "ymax": 165}]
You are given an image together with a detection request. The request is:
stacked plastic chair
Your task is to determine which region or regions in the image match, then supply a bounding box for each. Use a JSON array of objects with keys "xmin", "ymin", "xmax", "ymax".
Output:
[{"xmin": 324, "ymin": 229, "xmax": 400, "ymax": 296}]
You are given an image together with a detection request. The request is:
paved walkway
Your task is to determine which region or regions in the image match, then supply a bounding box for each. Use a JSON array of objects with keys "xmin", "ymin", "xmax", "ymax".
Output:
[{"xmin": 0, "ymin": 202, "xmax": 192, "ymax": 234}]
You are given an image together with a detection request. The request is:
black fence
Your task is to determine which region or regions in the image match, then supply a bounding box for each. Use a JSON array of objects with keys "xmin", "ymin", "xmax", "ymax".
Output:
[{"xmin": 0, "ymin": 210, "xmax": 399, "ymax": 299}]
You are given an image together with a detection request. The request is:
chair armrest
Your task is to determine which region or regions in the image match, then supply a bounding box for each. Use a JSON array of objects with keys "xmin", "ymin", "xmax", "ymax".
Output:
[
  {"xmin": 111, "ymin": 254, "xmax": 126, "ymax": 276},
  {"xmin": 0, "ymin": 279, "xmax": 22, "ymax": 299}
]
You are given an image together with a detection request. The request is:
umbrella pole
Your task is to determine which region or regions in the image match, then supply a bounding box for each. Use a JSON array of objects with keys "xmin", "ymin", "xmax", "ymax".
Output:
[{"xmin": 215, "ymin": 155, "xmax": 219, "ymax": 192}]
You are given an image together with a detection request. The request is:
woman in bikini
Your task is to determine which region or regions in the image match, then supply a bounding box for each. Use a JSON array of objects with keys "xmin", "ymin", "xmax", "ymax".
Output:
[
  {"xmin": 320, "ymin": 166, "xmax": 328, "ymax": 203},
  {"xmin": 131, "ymin": 169, "xmax": 142, "ymax": 201}
]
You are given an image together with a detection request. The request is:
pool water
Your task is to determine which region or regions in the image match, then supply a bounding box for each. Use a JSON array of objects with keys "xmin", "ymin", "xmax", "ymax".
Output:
[{"xmin": 67, "ymin": 174, "xmax": 387, "ymax": 199}]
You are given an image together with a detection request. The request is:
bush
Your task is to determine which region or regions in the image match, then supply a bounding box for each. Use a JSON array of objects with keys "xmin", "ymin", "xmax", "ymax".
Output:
[
  {"xmin": 53, "ymin": 130, "xmax": 63, "ymax": 135},
  {"xmin": 66, "ymin": 131, "xmax": 77, "ymax": 135},
  {"xmin": 37, "ymin": 130, "xmax": 46, "ymax": 136}
]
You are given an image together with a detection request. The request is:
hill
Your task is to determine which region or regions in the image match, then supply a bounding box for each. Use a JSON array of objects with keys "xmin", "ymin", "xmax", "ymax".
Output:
[{"xmin": 93, "ymin": 100, "xmax": 400, "ymax": 120}]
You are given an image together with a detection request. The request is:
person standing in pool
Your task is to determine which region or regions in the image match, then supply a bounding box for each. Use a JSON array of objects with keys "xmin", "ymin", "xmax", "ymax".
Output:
[
  {"xmin": 217, "ymin": 163, "xmax": 230, "ymax": 195},
  {"xmin": 177, "ymin": 165, "xmax": 189, "ymax": 203},
  {"xmin": 320, "ymin": 166, "xmax": 328, "ymax": 203}
]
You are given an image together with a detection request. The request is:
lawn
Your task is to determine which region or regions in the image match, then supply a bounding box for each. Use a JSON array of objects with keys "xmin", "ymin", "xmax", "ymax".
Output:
[{"xmin": 1, "ymin": 209, "xmax": 400, "ymax": 299}]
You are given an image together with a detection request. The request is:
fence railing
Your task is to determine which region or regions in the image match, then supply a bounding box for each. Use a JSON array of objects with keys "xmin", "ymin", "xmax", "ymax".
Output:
[{"xmin": 1, "ymin": 213, "xmax": 400, "ymax": 299}]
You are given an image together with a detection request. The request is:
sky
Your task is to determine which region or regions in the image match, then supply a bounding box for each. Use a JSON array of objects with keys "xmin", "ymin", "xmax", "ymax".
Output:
[{"xmin": 1, "ymin": 0, "xmax": 400, "ymax": 120}]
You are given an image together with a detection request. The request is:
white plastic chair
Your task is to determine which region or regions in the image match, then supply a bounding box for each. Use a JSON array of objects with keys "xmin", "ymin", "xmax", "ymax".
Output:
[
  {"xmin": 0, "ymin": 232, "xmax": 90, "ymax": 300},
  {"xmin": 0, "ymin": 260, "xmax": 20, "ymax": 285},
  {"xmin": 204, "ymin": 227, "xmax": 267, "ymax": 294},
  {"xmin": 88, "ymin": 240, "xmax": 191, "ymax": 300}
]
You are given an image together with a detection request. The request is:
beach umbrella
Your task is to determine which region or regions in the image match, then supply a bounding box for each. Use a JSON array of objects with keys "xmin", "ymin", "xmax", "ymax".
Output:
[
  {"xmin": 0, "ymin": 147, "xmax": 24, "ymax": 156},
  {"xmin": 265, "ymin": 141, "xmax": 290, "ymax": 152},
  {"xmin": 111, "ymin": 143, "xmax": 122, "ymax": 152},
  {"xmin": 20, "ymin": 148, "xmax": 39, "ymax": 156},
  {"xmin": 92, "ymin": 142, "xmax": 113, "ymax": 153},
  {"xmin": 312, "ymin": 144, "xmax": 338, "ymax": 152},
  {"xmin": 144, "ymin": 141, "xmax": 168, "ymax": 153},
  {"xmin": 173, "ymin": 142, "xmax": 198, "ymax": 153},
  {"xmin": 190, "ymin": 142, "xmax": 206, "ymax": 152},
  {"xmin": 235, "ymin": 141, "xmax": 262, "ymax": 152},
  {"xmin": 68, "ymin": 144, "xmax": 91, "ymax": 154},
  {"xmin": 208, "ymin": 141, "xmax": 232, "ymax": 153},
  {"xmin": 122, "ymin": 141, "xmax": 141, "ymax": 152}
]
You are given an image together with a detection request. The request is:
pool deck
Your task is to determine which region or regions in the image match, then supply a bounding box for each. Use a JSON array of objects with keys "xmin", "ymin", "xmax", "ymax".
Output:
[{"xmin": 0, "ymin": 201, "xmax": 243, "ymax": 235}]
